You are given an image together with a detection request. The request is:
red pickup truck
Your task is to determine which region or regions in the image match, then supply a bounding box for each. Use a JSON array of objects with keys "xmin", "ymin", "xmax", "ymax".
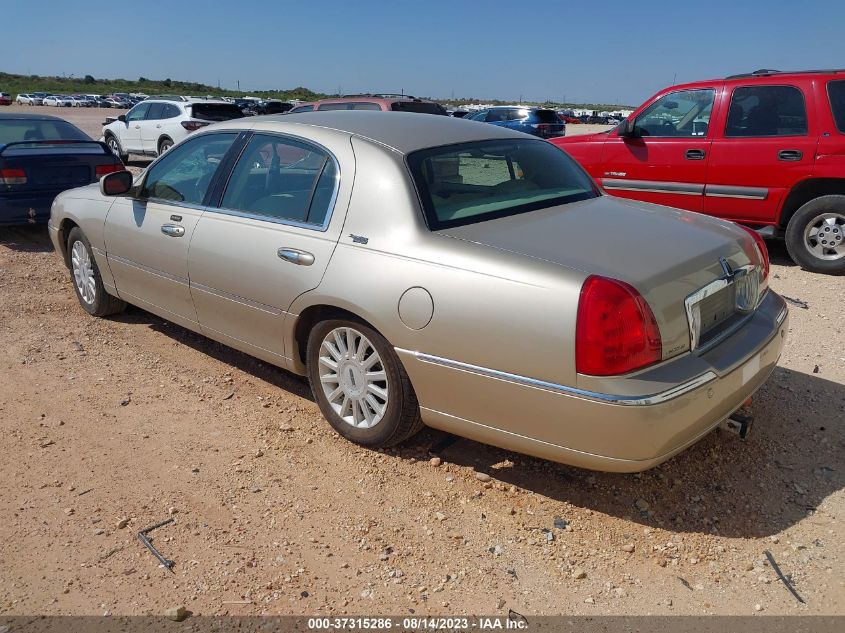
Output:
[{"xmin": 553, "ymin": 69, "xmax": 845, "ymax": 275}]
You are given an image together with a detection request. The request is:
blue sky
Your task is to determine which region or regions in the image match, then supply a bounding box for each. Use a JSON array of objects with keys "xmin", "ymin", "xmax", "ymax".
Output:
[{"xmin": 3, "ymin": 0, "xmax": 843, "ymax": 105}]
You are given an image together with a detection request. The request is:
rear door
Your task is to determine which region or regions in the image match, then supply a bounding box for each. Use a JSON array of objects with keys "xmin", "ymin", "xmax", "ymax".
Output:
[
  {"xmin": 704, "ymin": 80, "xmax": 818, "ymax": 225},
  {"xmin": 103, "ymin": 132, "xmax": 239, "ymax": 328},
  {"xmin": 188, "ymin": 131, "xmax": 350, "ymax": 364},
  {"xmin": 598, "ymin": 87, "xmax": 719, "ymax": 212}
]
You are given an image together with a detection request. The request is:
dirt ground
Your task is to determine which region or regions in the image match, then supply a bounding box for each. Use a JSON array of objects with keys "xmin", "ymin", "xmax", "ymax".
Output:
[{"xmin": 0, "ymin": 106, "xmax": 842, "ymax": 619}]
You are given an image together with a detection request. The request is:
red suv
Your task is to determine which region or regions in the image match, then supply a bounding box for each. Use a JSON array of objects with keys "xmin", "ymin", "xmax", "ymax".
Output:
[
  {"xmin": 553, "ymin": 69, "xmax": 845, "ymax": 275},
  {"xmin": 289, "ymin": 94, "xmax": 447, "ymax": 116}
]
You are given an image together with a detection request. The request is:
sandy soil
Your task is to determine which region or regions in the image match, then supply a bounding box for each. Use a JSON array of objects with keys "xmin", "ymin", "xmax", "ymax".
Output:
[{"xmin": 0, "ymin": 106, "xmax": 842, "ymax": 619}]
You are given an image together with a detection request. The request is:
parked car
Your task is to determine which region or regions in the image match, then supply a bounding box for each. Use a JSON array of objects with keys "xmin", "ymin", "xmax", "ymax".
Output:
[
  {"xmin": 0, "ymin": 113, "xmax": 123, "ymax": 225},
  {"xmin": 553, "ymin": 69, "xmax": 845, "ymax": 274},
  {"xmin": 288, "ymin": 102, "xmax": 315, "ymax": 113},
  {"xmin": 43, "ymin": 95, "xmax": 73, "ymax": 107},
  {"xmin": 104, "ymin": 97, "xmax": 129, "ymax": 108},
  {"xmin": 297, "ymin": 94, "xmax": 447, "ymax": 115},
  {"xmin": 0, "ymin": 92, "xmax": 11, "ymax": 106},
  {"xmin": 65, "ymin": 96, "xmax": 86, "ymax": 108},
  {"xmin": 16, "ymin": 94, "xmax": 40, "ymax": 105},
  {"xmin": 257, "ymin": 99, "xmax": 293, "ymax": 115},
  {"xmin": 50, "ymin": 111, "xmax": 787, "ymax": 472},
  {"xmin": 234, "ymin": 98, "xmax": 260, "ymax": 116},
  {"xmin": 102, "ymin": 98, "xmax": 244, "ymax": 160},
  {"xmin": 464, "ymin": 106, "xmax": 566, "ymax": 138}
]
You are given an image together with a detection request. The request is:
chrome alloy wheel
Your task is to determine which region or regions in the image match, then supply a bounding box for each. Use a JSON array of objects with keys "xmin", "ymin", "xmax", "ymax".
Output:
[
  {"xmin": 71, "ymin": 241, "xmax": 96, "ymax": 305},
  {"xmin": 804, "ymin": 212, "xmax": 845, "ymax": 260},
  {"xmin": 318, "ymin": 327, "xmax": 389, "ymax": 429}
]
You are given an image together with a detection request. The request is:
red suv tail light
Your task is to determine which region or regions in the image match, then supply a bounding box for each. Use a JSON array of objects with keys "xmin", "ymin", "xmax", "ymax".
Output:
[
  {"xmin": 576, "ymin": 275, "xmax": 662, "ymax": 376},
  {"xmin": 181, "ymin": 120, "xmax": 210, "ymax": 132},
  {"xmin": 0, "ymin": 168, "xmax": 27, "ymax": 185},
  {"xmin": 737, "ymin": 225, "xmax": 770, "ymax": 281},
  {"xmin": 95, "ymin": 163, "xmax": 123, "ymax": 178}
]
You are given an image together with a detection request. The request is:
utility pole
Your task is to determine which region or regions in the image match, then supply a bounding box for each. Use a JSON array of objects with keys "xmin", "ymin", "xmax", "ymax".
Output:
[{"xmin": 237, "ymin": 80, "xmax": 240, "ymax": 92}]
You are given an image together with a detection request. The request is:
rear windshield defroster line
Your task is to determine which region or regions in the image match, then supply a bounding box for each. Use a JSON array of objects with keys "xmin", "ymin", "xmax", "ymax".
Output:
[{"xmin": 407, "ymin": 139, "xmax": 599, "ymax": 231}]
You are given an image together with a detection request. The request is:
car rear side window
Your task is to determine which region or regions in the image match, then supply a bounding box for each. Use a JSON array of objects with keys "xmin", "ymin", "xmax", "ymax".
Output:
[
  {"xmin": 142, "ymin": 133, "xmax": 238, "ymax": 205},
  {"xmin": 162, "ymin": 104, "xmax": 181, "ymax": 119},
  {"xmin": 827, "ymin": 80, "xmax": 845, "ymax": 133},
  {"xmin": 408, "ymin": 139, "xmax": 598, "ymax": 230},
  {"xmin": 391, "ymin": 101, "xmax": 448, "ymax": 115},
  {"xmin": 725, "ymin": 85, "xmax": 808, "ymax": 137},
  {"xmin": 220, "ymin": 133, "xmax": 338, "ymax": 228}
]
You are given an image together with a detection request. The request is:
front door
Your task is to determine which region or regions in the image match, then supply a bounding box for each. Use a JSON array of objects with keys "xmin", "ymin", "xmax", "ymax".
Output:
[
  {"xmin": 599, "ymin": 87, "xmax": 719, "ymax": 212},
  {"xmin": 103, "ymin": 132, "xmax": 239, "ymax": 328},
  {"xmin": 189, "ymin": 132, "xmax": 348, "ymax": 365},
  {"xmin": 120, "ymin": 102, "xmax": 150, "ymax": 152},
  {"xmin": 704, "ymin": 81, "xmax": 818, "ymax": 225}
]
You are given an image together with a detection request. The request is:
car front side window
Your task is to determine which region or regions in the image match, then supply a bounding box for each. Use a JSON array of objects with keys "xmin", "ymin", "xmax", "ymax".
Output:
[
  {"xmin": 141, "ymin": 133, "xmax": 238, "ymax": 205},
  {"xmin": 633, "ymin": 89, "xmax": 715, "ymax": 137},
  {"xmin": 220, "ymin": 133, "xmax": 338, "ymax": 227},
  {"xmin": 125, "ymin": 103, "xmax": 150, "ymax": 122}
]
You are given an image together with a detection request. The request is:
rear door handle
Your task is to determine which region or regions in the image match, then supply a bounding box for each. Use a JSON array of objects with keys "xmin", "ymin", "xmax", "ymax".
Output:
[
  {"xmin": 778, "ymin": 149, "xmax": 803, "ymax": 161},
  {"xmin": 685, "ymin": 149, "xmax": 706, "ymax": 160},
  {"xmin": 277, "ymin": 248, "xmax": 315, "ymax": 266},
  {"xmin": 161, "ymin": 224, "xmax": 185, "ymax": 237}
]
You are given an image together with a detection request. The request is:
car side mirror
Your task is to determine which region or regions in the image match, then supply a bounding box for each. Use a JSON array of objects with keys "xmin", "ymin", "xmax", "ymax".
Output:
[
  {"xmin": 99, "ymin": 170, "xmax": 134, "ymax": 196},
  {"xmin": 617, "ymin": 118, "xmax": 636, "ymax": 138},
  {"xmin": 117, "ymin": 114, "xmax": 126, "ymax": 123}
]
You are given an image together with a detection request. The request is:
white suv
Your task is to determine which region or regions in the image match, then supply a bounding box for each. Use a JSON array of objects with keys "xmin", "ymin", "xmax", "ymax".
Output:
[{"xmin": 102, "ymin": 98, "xmax": 244, "ymax": 160}]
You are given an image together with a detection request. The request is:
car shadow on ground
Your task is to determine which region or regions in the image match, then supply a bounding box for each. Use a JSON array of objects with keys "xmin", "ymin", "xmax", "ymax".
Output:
[
  {"xmin": 108, "ymin": 299, "xmax": 843, "ymax": 539},
  {"xmin": 111, "ymin": 305, "xmax": 315, "ymax": 401},
  {"xmin": 403, "ymin": 366, "xmax": 843, "ymax": 539},
  {"xmin": 765, "ymin": 238, "xmax": 796, "ymax": 269},
  {"xmin": 0, "ymin": 225, "xmax": 54, "ymax": 253}
]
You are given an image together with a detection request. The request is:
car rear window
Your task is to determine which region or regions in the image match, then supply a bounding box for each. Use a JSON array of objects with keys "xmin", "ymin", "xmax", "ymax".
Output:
[
  {"xmin": 827, "ymin": 80, "xmax": 845, "ymax": 133},
  {"xmin": 391, "ymin": 101, "xmax": 448, "ymax": 115},
  {"xmin": 0, "ymin": 119, "xmax": 90, "ymax": 145},
  {"xmin": 532, "ymin": 109, "xmax": 561, "ymax": 124},
  {"xmin": 189, "ymin": 103, "xmax": 244, "ymax": 121},
  {"xmin": 408, "ymin": 139, "xmax": 598, "ymax": 230}
]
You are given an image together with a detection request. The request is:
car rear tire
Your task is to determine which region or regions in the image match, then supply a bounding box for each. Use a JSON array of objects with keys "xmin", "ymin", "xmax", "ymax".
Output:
[
  {"xmin": 105, "ymin": 134, "xmax": 129, "ymax": 164},
  {"xmin": 158, "ymin": 138, "xmax": 173, "ymax": 155},
  {"xmin": 307, "ymin": 318, "xmax": 423, "ymax": 448},
  {"xmin": 785, "ymin": 195, "xmax": 845, "ymax": 275},
  {"xmin": 67, "ymin": 228, "xmax": 126, "ymax": 317}
]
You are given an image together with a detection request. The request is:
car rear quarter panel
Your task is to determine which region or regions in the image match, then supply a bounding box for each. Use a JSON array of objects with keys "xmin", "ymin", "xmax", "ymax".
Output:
[{"xmin": 286, "ymin": 137, "xmax": 587, "ymax": 391}]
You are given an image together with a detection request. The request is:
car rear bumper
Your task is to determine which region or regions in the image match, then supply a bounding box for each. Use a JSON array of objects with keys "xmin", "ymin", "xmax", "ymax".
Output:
[
  {"xmin": 397, "ymin": 291, "xmax": 788, "ymax": 472},
  {"xmin": 0, "ymin": 193, "xmax": 59, "ymax": 226}
]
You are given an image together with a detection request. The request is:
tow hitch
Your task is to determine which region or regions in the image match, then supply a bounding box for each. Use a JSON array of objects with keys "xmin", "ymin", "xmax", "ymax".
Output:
[{"xmin": 722, "ymin": 409, "xmax": 754, "ymax": 439}]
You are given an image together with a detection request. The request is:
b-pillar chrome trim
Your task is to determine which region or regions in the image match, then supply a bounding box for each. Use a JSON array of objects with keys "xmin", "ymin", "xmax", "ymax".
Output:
[{"xmin": 395, "ymin": 348, "xmax": 717, "ymax": 406}]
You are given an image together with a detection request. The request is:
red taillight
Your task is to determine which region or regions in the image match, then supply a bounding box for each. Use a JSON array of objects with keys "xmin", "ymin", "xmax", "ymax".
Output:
[
  {"xmin": 181, "ymin": 120, "xmax": 209, "ymax": 132},
  {"xmin": 0, "ymin": 168, "xmax": 27, "ymax": 185},
  {"xmin": 576, "ymin": 275, "xmax": 662, "ymax": 376},
  {"xmin": 737, "ymin": 225, "xmax": 770, "ymax": 281},
  {"xmin": 95, "ymin": 163, "xmax": 123, "ymax": 178}
]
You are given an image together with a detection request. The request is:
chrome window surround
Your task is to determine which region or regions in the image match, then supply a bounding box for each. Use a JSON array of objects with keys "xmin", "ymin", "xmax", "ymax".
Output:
[
  {"xmin": 396, "ymin": 348, "xmax": 716, "ymax": 407},
  {"xmin": 685, "ymin": 263, "xmax": 765, "ymax": 352},
  {"xmin": 213, "ymin": 132, "xmax": 341, "ymax": 233}
]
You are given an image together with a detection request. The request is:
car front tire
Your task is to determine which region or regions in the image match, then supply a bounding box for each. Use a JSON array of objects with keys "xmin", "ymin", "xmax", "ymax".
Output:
[
  {"xmin": 785, "ymin": 195, "xmax": 845, "ymax": 275},
  {"xmin": 307, "ymin": 318, "xmax": 423, "ymax": 448},
  {"xmin": 67, "ymin": 228, "xmax": 126, "ymax": 317}
]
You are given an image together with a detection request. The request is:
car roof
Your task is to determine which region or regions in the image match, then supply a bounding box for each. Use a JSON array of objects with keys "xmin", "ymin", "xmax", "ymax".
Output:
[
  {"xmin": 216, "ymin": 110, "xmax": 530, "ymax": 154},
  {"xmin": 669, "ymin": 68, "xmax": 845, "ymax": 92},
  {"xmin": 0, "ymin": 112, "xmax": 68, "ymax": 121}
]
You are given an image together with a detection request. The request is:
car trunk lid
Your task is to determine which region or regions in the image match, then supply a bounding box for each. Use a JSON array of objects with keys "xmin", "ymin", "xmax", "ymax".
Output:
[
  {"xmin": 0, "ymin": 141, "xmax": 119, "ymax": 193},
  {"xmin": 438, "ymin": 195, "xmax": 763, "ymax": 360}
]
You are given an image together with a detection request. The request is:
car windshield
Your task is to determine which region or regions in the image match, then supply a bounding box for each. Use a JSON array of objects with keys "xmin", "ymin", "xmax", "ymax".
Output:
[
  {"xmin": 0, "ymin": 119, "xmax": 90, "ymax": 145},
  {"xmin": 408, "ymin": 139, "xmax": 598, "ymax": 230}
]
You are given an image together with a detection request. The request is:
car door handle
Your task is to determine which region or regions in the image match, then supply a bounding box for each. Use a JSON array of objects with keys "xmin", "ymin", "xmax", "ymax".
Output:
[
  {"xmin": 134, "ymin": 125, "xmax": 140, "ymax": 129},
  {"xmin": 161, "ymin": 224, "xmax": 185, "ymax": 237},
  {"xmin": 277, "ymin": 248, "xmax": 315, "ymax": 266},
  {"xmin": 778, "ymin": 149, "xmax": 803, "ymax": 161},
  {"xmin": 156, "ymin": 124, "xmax": 162, "ymax": 129},
  {"xmin": 685, "ymin": 149, "xmax": 706, "ymax": 160}
]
